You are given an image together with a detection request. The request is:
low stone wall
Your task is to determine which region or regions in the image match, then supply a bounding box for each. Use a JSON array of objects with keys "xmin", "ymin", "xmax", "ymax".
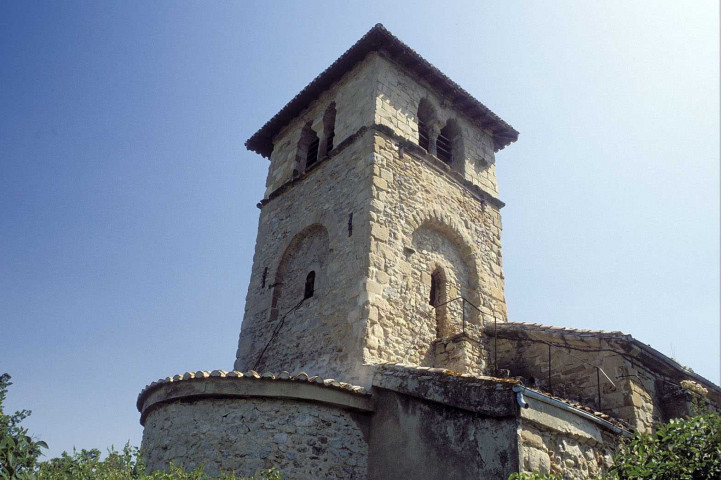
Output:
[
  {"xmin": 430, "ymin": 333, "xmax": 485, "ymax": 375},
  {"xmin": 518, "ymin": 393, "xmax": 618, "ymax": 479},
  {"xmin": 138, "ymin": 374, "xmax": 372, "ymax": 479}
]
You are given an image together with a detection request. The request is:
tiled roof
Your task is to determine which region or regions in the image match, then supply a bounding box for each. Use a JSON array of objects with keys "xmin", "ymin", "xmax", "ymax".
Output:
[
  {"xmin": 136, "ymin": 369, "xmax": 368, "ymax": 412},
  {"xmin": 497, "ymin": 321, "xmax": 632, "ymax": 339},
  {"xmin": 245, "ymin": 24, "xmax": 519, "ymax": 158}
]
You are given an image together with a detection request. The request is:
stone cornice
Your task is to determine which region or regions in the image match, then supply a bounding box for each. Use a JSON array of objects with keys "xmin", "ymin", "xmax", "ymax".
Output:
[
  {"xmin": 371, "ymin": 363, "xmax": 518, "ymax": 417},
  {"xmin": 258, "ymin": 124, "xmax": 504, "ymax": 210}
]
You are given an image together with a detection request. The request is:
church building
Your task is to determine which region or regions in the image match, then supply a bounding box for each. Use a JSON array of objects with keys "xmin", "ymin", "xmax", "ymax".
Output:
[{"xmin": 137, "ymin": 25, "xmax": 721, "ymax": 479}]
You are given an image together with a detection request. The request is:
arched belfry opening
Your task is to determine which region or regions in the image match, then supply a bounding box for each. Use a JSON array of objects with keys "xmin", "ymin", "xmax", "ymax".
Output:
[
  {"xmin": 297, "ymin": 123, "xmax": 320, "ymax": 172},
  {"xmin": 417, "ymin": 98, "xmax": 438, "ymax": 154},
  {"xmin": 320, "ymin": 102, "xmax": 336, "ymax": 158},
  {"xmin": 437, "ymin": 119, "xmax": 462, "ymax": 167}
]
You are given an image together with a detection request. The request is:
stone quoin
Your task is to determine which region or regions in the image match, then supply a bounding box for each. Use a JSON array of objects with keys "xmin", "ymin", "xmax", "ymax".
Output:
[{"xmin": 137, "ymin": 24, "xmax": 721, "ymax": 479}]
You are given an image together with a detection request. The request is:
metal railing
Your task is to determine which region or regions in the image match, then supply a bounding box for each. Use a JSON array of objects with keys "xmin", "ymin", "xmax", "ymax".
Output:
[
  {"xmin": 433, "ymin": 296, "xmax": 611, "ymax": 408},
  {"xmin": 432, "ymin": 295, "xmax": 499, "ymax": 375},
  {"xmin": 433, "ymin": 296, "xmax": 481, "ymax": 335}
]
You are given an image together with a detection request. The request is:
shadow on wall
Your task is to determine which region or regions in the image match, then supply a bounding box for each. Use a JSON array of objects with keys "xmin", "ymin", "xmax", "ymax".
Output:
[{"xmin": 257, "ymin": 224, "xmax": 330, "ymax": 372}]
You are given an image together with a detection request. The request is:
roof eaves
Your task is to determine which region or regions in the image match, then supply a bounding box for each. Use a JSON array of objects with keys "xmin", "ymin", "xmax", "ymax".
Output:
[
  {"xmin": 245, "ymin": 24, "xmax": 518, "ymax": 159},
  {"xmin": 136, "ymin": 369, "xmax": 368, "ymax": 413}
]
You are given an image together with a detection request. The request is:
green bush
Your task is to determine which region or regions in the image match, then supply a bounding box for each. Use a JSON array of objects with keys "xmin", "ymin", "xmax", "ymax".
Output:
[
  {"xmin": 509, "ymin": 473, "xmax": 561, "ymax": 480},
  {"xmin": 510, "ymin": 410, "xmax": 721, "ymax": 480},
  {"xmin": 610, "ymin": 410, "xmax": 721, "ymax": 480}
]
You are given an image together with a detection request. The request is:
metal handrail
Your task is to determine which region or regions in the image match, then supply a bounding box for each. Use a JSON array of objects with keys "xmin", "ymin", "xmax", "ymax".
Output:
[{"xmin": 432, "ymin": 295, "xmax": 498, "ymax": 375}]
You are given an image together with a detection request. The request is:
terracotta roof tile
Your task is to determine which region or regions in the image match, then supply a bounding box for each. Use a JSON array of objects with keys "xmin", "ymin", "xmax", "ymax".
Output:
[
  {"xmin": 498, "ymin": 320, "xmax": 630, "ymax": 338},
  {"xmin": 137, "ymin": 370, "xmax": 369, "ymax": 412}
]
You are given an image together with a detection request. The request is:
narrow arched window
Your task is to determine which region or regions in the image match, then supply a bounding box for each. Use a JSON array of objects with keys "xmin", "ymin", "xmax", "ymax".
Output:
[
  {"xmin": 436, "ymin": 126, "xmax": 452, "ymax": 164},
  {"xmin": 322, "ymin": 103, "xmax": 336, "ymax": 156},
  {"xmin": 429, "ymin": 268, "xmax": 447, "ymax": 338},
  {"xmin": 304, "ymin": 271, "xmax": 315, "ymax": 299},
  {"xmin": 418, "ymin": 117, "xmax": 430, "ymax": 152},
  {"xmin": 429, "ymin": 270, "xmax": 442, "ymax": 306}
]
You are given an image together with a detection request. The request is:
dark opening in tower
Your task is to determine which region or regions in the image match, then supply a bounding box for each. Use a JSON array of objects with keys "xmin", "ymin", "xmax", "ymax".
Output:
[
  {"xmin": 297, "ymin": 123, "xmax": 321, "ymax": 172},
  {"xmin": 306, "ymin": 136, "xmax": 320, "ymax": 169},
  {"xmin": 417, "ymin": 98, "xmax": 436, "ymax": 153},
  {"xmin": 304, "ymin": 271, "xmax": 315, "ymax": 299},
  {"xmin": 429, "ymin": 271, "xmax": 441, "ymax": 306},
  {"xmin": 436, "ymin": 129, "xmax": 451, "ymax": 164},
  {"xmin": 323, "ymin": 102, "xmax": 336, "ymax": 155},
  {"xmin": 437, "ymin": 119, "xmax": 462, "ymax": 166},
  {"xmin": 419, "ymin": 119, "xmax": 430, "ymax": 152},
  {"xmin": 429, "ymin": 268, "xmax": 447, "ymax": 338}
]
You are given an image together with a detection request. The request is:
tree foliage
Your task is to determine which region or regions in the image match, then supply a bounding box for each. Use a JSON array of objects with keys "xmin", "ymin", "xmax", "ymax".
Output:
[
  {"xmin": 35, "ymin": 445, "xmax": 281, "ymax": 480},
  {"xmin": 0, "ymin": 374, "xmax": 48, "ymax": 480}
]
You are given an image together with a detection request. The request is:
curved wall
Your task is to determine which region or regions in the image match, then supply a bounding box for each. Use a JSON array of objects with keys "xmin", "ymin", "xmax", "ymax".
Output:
[{"xmin": 139, "ymin": 375, "xmax": 371, "ymax": 479}]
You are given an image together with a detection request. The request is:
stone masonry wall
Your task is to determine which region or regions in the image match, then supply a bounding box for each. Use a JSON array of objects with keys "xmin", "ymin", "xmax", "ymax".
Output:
[
  {"xmin": 519, "ymin": 421, "xmax": 616, "ymax": 479},
  {"xmin": 235, "ymin": 133, "xmax": 375, "ymax": 383},
  {"xmin": 494, "ymin": 337, "xmax": 628, "ymax": 413},
  {"xmin": 372, "ymin": 53, "xmax": 500, "ymax": 195},
  {"xmin": 362, "ymin": 131, "xmax": 506, "ymax": 371},
  {"xmin": 430, "ymin": 333, "xmax": 484, "ymax": 375},
  {"xmin": 263, "ymin": 49, "xmax": 503, "ymax": 203},
  {"xmin": 518, "ymin": 393, "xmax": 619, "ymax": 479},
  {"xmin": 622, "ymin": 363, "xmax": 664, "ymax": 432},
  {"xmin": 142, "ymin": 397, "xmax": 368, "ymax": 479}
]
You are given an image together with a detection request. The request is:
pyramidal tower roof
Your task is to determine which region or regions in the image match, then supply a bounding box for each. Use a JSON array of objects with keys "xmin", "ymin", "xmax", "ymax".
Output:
[{"xmin": 245, "ymin": 24, "xmax": 519, "ymax": 158}]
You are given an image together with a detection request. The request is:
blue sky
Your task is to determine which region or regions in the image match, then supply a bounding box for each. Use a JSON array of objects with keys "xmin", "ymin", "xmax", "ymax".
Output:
[{"xmin": 1, "ymin": 1, "xmax": 718, "ymax": 459}]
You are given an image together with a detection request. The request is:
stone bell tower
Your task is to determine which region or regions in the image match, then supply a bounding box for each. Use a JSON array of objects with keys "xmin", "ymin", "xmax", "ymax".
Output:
[
  {"xmin": 235, "ymin": 24, "xmax": 518, "ymax": 384},
  {"xmin": 138, "ymin": 25, "xmax": 721, "ymax": 480}
]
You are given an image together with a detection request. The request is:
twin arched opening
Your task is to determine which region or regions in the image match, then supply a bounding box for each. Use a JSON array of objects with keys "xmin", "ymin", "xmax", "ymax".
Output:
[
  {"xmin": 295, "ymin": 102, "xmax": 337, "ymax": 174},
  {"xmin": 416, "ymin": 99, "xmax": 465, "ymax": 174}
]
